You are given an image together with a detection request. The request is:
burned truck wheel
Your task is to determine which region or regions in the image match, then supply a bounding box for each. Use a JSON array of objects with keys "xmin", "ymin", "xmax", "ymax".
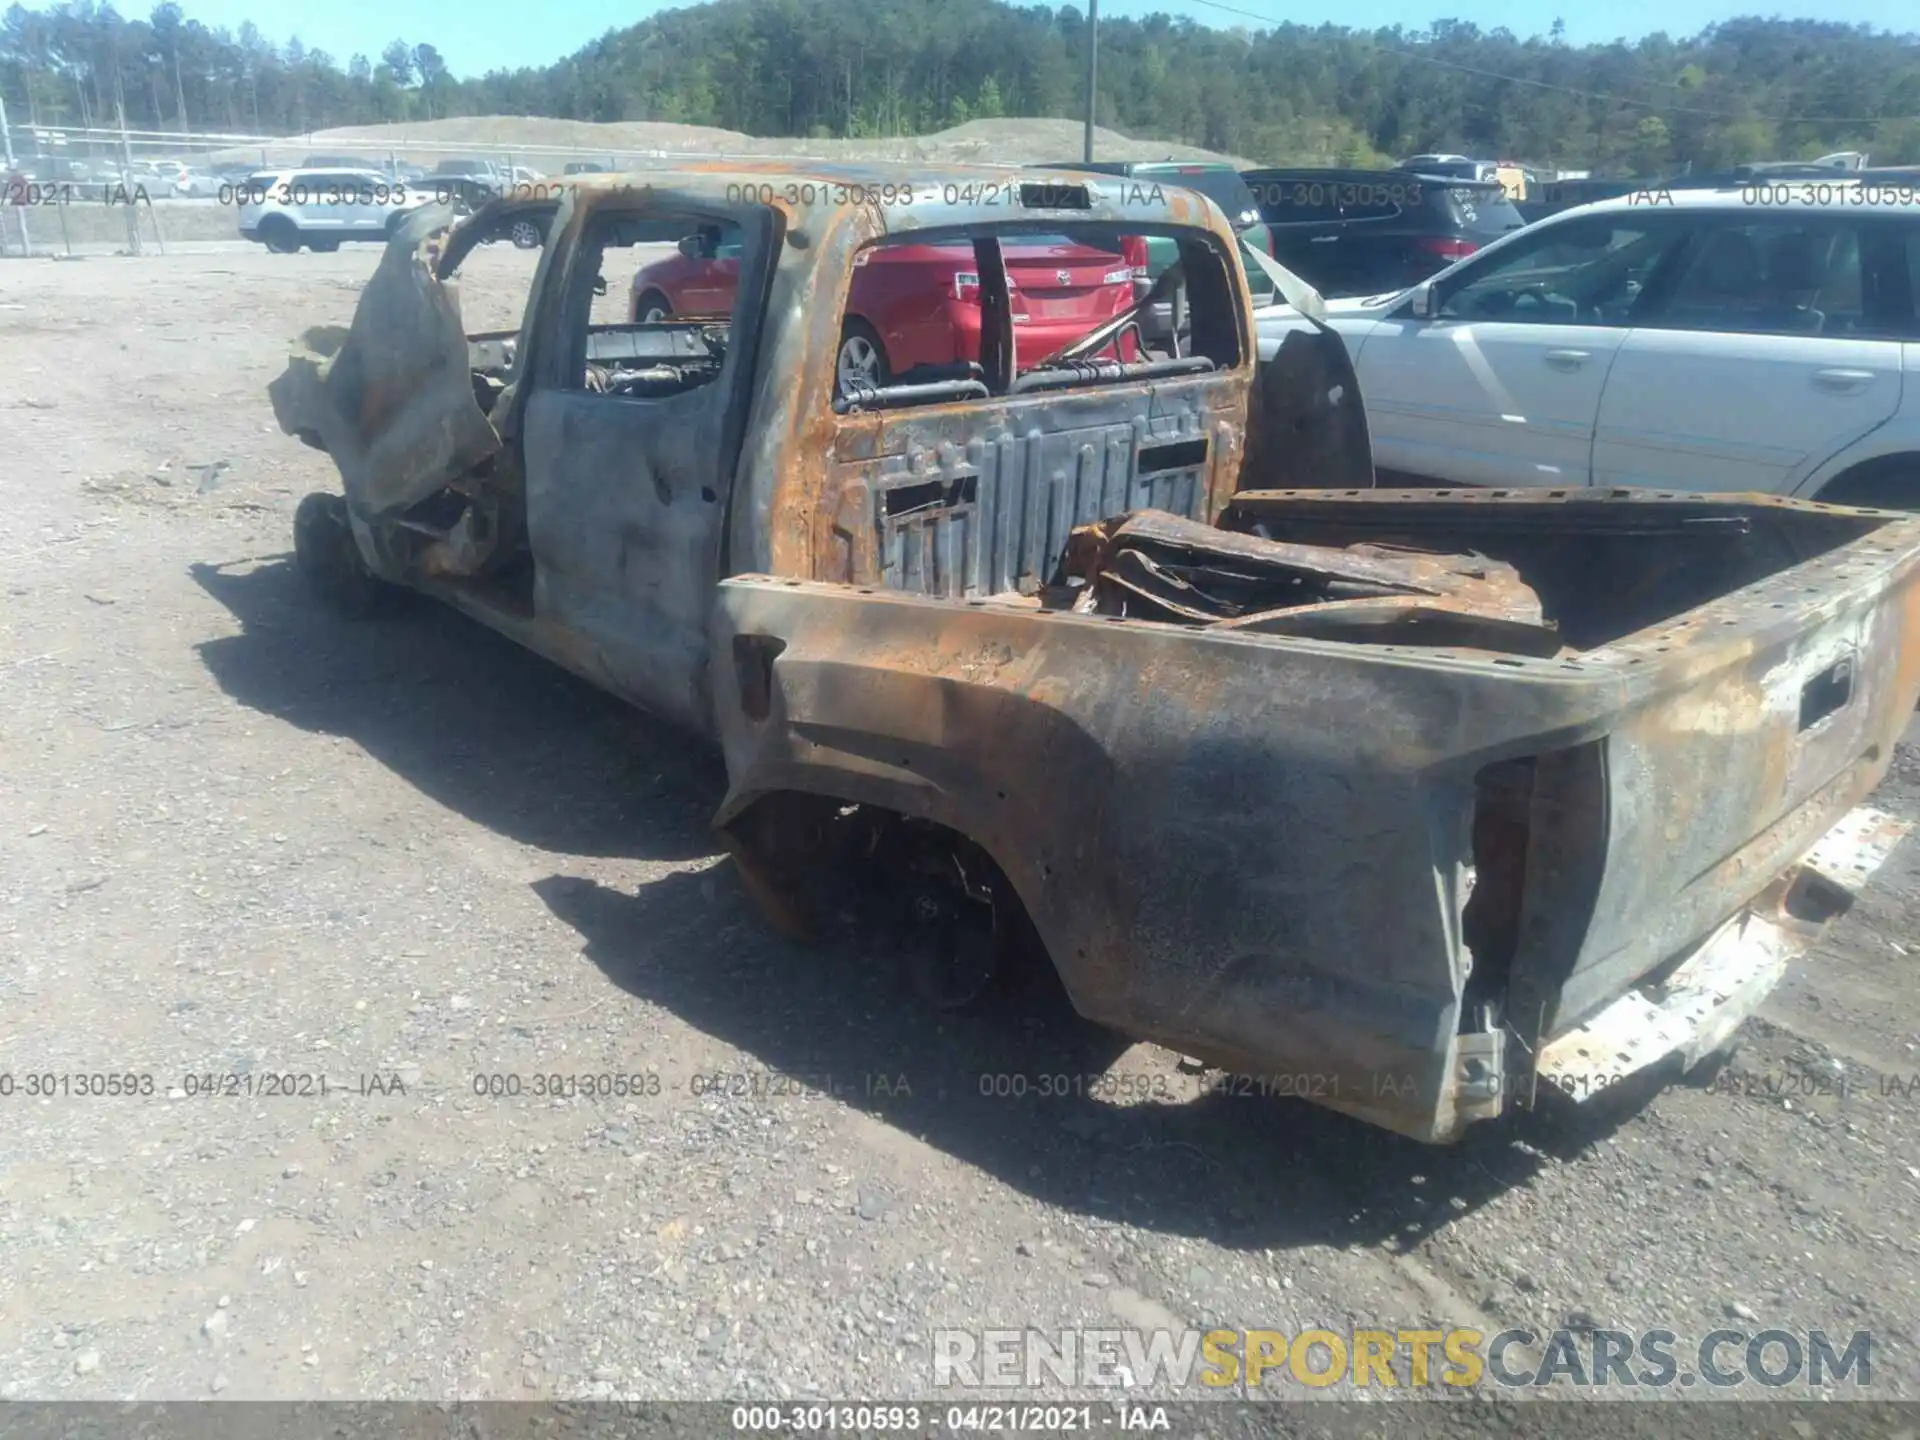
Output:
[{"xmin": 293, "ymin": 492, "xmax": 396, "ymax": 619}]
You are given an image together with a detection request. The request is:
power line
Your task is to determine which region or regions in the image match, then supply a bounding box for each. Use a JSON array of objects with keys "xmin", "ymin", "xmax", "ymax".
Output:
[{"xmin": 1172, "ymin": 0, "xmax": 1920, "ymax": 125}]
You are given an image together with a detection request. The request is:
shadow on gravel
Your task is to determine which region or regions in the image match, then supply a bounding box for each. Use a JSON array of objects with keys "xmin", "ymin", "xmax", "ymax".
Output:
[
  {"xmin": 193, "ymin": 551, "xmax": 1580, "ymax": 1251},
  {"xmin": 188, "ymin": 555, "xmax": 724, "ymax": 862},
  {"xmin": 538, "ymin": 865, "xmax": 1563, "ymax": 1253}
]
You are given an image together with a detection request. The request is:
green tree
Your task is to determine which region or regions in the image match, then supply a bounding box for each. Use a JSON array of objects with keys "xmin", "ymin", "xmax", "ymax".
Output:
[
  {"xmin": 379, "ymin": 37, "xmax": 411, "ymax": 86},
  {"xmin": 1627, "ymin": 114, "xmax": 1672, "ymax": 174},
  {"xmin": 974, "ymin": 74, "xmax": 1002, "ymax": 119}
]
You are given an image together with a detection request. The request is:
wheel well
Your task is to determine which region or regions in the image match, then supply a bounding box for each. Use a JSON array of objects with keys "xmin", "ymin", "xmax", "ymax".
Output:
[
  {"xmin": 1812, "ymin": 454, "xmax": 1920, "ymax": 510},
  {"xmin": 259, "ymin": 213, "xmax": 294, "ymax": 231},
  {"xmin": 719, "ymin": 790, "xmax": 1062, "ymax": 998}
]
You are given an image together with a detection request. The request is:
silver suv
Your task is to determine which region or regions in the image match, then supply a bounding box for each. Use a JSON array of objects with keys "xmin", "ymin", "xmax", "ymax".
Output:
[{"xmin": 236, "ymin": 168, "xmax": 433, "ymax": 253}]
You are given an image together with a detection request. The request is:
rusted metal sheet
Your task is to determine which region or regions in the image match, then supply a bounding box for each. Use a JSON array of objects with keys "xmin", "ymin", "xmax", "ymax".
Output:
[
  {"xmin": 1538, "ymin": 801, "xmax": 1913, "ymax": 1100},
  {"xmin": 1059, "ymin": 507, "xmax": 1545, "ymax": 626},
  {"xmin": 710, "ymin": 489, "xmax": 1920, "ymax": 1142}
]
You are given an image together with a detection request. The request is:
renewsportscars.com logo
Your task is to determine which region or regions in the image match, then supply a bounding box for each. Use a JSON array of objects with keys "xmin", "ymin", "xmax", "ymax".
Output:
[{"xmin": 932, "ymin": 1326, "xmax": 1874, "ymax": 1392}]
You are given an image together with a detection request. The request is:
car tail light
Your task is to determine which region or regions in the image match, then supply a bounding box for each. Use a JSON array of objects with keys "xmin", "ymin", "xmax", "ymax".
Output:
[
  {"xmin": 954, "ymin": 270, "xmax": 1020, "ymax": 300},
  {"xmin": 1417, "ymin": 236, "xmax": 1479, "ymax": 261}
]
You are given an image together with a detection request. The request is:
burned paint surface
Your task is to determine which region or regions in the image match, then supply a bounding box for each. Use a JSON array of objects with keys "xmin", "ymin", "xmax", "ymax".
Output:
[
  {"xmin": 269, "ymin": 203, "xmax": 502, "ymax": 520},
  {"xmin": 277, "ymin": 163, "xmax": 1303, "ymax": 732},
  {"xmin": 711, "ymin": 489, "xmax": 1920, "ymax": 1141}
]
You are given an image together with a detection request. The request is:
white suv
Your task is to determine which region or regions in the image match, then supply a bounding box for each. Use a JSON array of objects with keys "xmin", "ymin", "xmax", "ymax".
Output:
[
  {"xmin": 237, "ymin": 168, "xmax": 434, "ymax": 254},
  {"xmin": 1257, "ymin": 183, "xmax": 1920, "ymax": 508}
]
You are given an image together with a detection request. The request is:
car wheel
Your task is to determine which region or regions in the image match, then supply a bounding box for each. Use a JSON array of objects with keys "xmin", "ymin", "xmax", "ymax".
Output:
[
  {"xmin": 836, "ymin": 319, "xmax": 890, "ymax": 393},
  {"xmin": 259, "ymin": 217, "xmax": 301, "ymax": 254},
  {"xmin": 307, "ymin": 236, "xmax": 341, "ymax": 253},
  {"xmin": 508, "ymin": 217, "xmax": 543, "ymax": 250},
  {"xmin": 293, "ymin": 493, "xmax": 397, "ymax": 620},
  {"xmin": 633, "ymin": 290, "xmax": 672, "ymax": 324}
]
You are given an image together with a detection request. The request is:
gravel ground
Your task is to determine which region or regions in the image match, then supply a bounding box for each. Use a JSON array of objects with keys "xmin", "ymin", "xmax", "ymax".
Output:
[{"xmin": 1, "ymin": 245, "xmax": 1918, "ymax": 1419}]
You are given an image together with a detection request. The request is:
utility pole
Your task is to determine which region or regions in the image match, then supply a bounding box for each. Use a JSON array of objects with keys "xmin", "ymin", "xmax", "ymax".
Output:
[
  {"xmin": 117, "ymin": 94, "xmax": 143, "ymax": 255},
  {"xmin": 1082, "ymin": 0, "xmax": 1099, "ymax": 163},
  {"xmin": 0, "ymin": 90, "xmax": 30, "ymax": 256}
]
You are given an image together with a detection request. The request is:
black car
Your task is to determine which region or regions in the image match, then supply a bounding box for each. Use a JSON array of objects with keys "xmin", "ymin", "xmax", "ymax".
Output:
[
  {"xmin": 1241, "ymin": 167, "xmax": 1527, "ymax": 298},
  {"xmin": 1514, "ymin": 167, "xmax": 1864, "ymax": 224}
]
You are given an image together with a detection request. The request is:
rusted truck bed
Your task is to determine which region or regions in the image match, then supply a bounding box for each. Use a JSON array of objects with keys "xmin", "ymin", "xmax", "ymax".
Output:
[{"xmin": 709, "ymin": 488, "xmax": 1920, "ymax": 1140}]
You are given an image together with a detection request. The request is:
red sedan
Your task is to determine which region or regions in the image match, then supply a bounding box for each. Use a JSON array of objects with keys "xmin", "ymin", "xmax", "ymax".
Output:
[{"xmin": 630, "ymin": 226, "xmax": 1140, "ymax": 391}]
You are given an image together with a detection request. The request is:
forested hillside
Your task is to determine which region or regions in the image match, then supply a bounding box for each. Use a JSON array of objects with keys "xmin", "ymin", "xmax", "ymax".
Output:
[{"xmin": 5, "ymin": 0, "xmax": 1920, "ymax": 171}]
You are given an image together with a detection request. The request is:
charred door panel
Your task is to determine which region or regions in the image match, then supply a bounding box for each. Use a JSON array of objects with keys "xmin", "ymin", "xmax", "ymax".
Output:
[
  {"xmin": 523, "ymin": 389, "xmax": 732, "ymax": 727},
  {"xmin": 519, "ymin": 195, "xmax": 778, "ymax": 732}
]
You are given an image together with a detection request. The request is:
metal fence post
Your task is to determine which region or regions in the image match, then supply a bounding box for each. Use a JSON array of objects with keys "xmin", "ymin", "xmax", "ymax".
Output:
[{"xmin": 0, "ymin": 91, "xmax": 29, "ymax": 256}]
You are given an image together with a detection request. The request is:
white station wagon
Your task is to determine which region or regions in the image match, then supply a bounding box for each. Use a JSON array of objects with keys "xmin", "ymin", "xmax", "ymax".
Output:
[{"xmin": 1257, "ymin": 183, "xmax": 1920, "ymax": 508}]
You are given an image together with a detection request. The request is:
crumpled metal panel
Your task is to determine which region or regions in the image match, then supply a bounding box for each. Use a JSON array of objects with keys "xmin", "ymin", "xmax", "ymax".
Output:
[
  {"xmin": 267, "ymin": 204, "xmax": 500, "ymax": 519},
  {"xmin": 1060, "ymin": 507, "xmax": 1545, "ymax": 625}
]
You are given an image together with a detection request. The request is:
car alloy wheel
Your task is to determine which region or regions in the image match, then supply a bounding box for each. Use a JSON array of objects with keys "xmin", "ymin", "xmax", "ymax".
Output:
[
  {"xmin": 837, "ymin": 330, "xmax": 885, "ymax": 391},
  {"xmin": 509, "ymin": 218, "xmax": 542, "ymax": 250}
]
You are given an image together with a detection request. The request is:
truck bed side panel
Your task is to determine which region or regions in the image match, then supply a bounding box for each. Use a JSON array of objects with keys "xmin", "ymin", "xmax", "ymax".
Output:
[
  {"xmin": 709, "ymin": 578, "xmax": 1628, "ymax": 1139},
  {"xmin": 709, "ymin": 504, "xmax": 1920, "ymax": 1141}
]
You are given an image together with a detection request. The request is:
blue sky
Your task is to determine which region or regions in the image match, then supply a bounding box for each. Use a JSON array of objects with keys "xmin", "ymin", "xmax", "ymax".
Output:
[{"xmin": 175, "ymin": 0, "xmax": 1913, "ymax": 80}]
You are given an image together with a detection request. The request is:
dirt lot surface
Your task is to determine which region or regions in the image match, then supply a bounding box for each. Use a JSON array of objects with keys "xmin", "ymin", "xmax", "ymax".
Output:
[
  {"xmin": 2, "ymin": 245, "xmax": 1919, "ymax": 1421},
  {"xmin": 219, "ymin": 115, "xmax": 1249, "ymax": 169}
]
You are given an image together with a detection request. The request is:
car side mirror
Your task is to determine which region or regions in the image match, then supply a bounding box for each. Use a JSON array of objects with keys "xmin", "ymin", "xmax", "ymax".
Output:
[
  {"xmin": 1406, "ymin": 282, "xmax": 1436, "ymax": 319},
  {"xmin": 677, "ymin": 235, "xmax": 705, "ymax": 259}
]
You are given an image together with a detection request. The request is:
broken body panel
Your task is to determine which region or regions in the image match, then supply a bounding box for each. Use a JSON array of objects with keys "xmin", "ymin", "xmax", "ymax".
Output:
[{"xmin": 273, "ymin": 166, "xmax": 1920, "ymax": 1143}]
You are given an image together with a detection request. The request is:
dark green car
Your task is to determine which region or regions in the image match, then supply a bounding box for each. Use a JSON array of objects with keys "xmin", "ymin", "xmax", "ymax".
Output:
[{"xmin": 1037, "ymin": 161, "xmax": 1277, "ymax": 342}]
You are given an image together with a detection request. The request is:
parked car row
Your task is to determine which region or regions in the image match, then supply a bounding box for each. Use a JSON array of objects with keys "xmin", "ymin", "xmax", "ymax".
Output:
[
  {"xmin": 1245, "ymin": 165, "xmax": 1529, "ymax": 299},
  {"xmin": 230, "ymin": 154, "xmax": 1920, "ymax": 515},
  {"xmin": 234, "ymin": 165, "xmax": 559, "ymax": 253}
]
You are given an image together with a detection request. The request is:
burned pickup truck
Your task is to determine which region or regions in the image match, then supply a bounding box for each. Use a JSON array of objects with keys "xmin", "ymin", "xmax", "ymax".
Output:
[{"xmin": 271, "ymin": 165, "xmax": 1920, "ymax": 1142}]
